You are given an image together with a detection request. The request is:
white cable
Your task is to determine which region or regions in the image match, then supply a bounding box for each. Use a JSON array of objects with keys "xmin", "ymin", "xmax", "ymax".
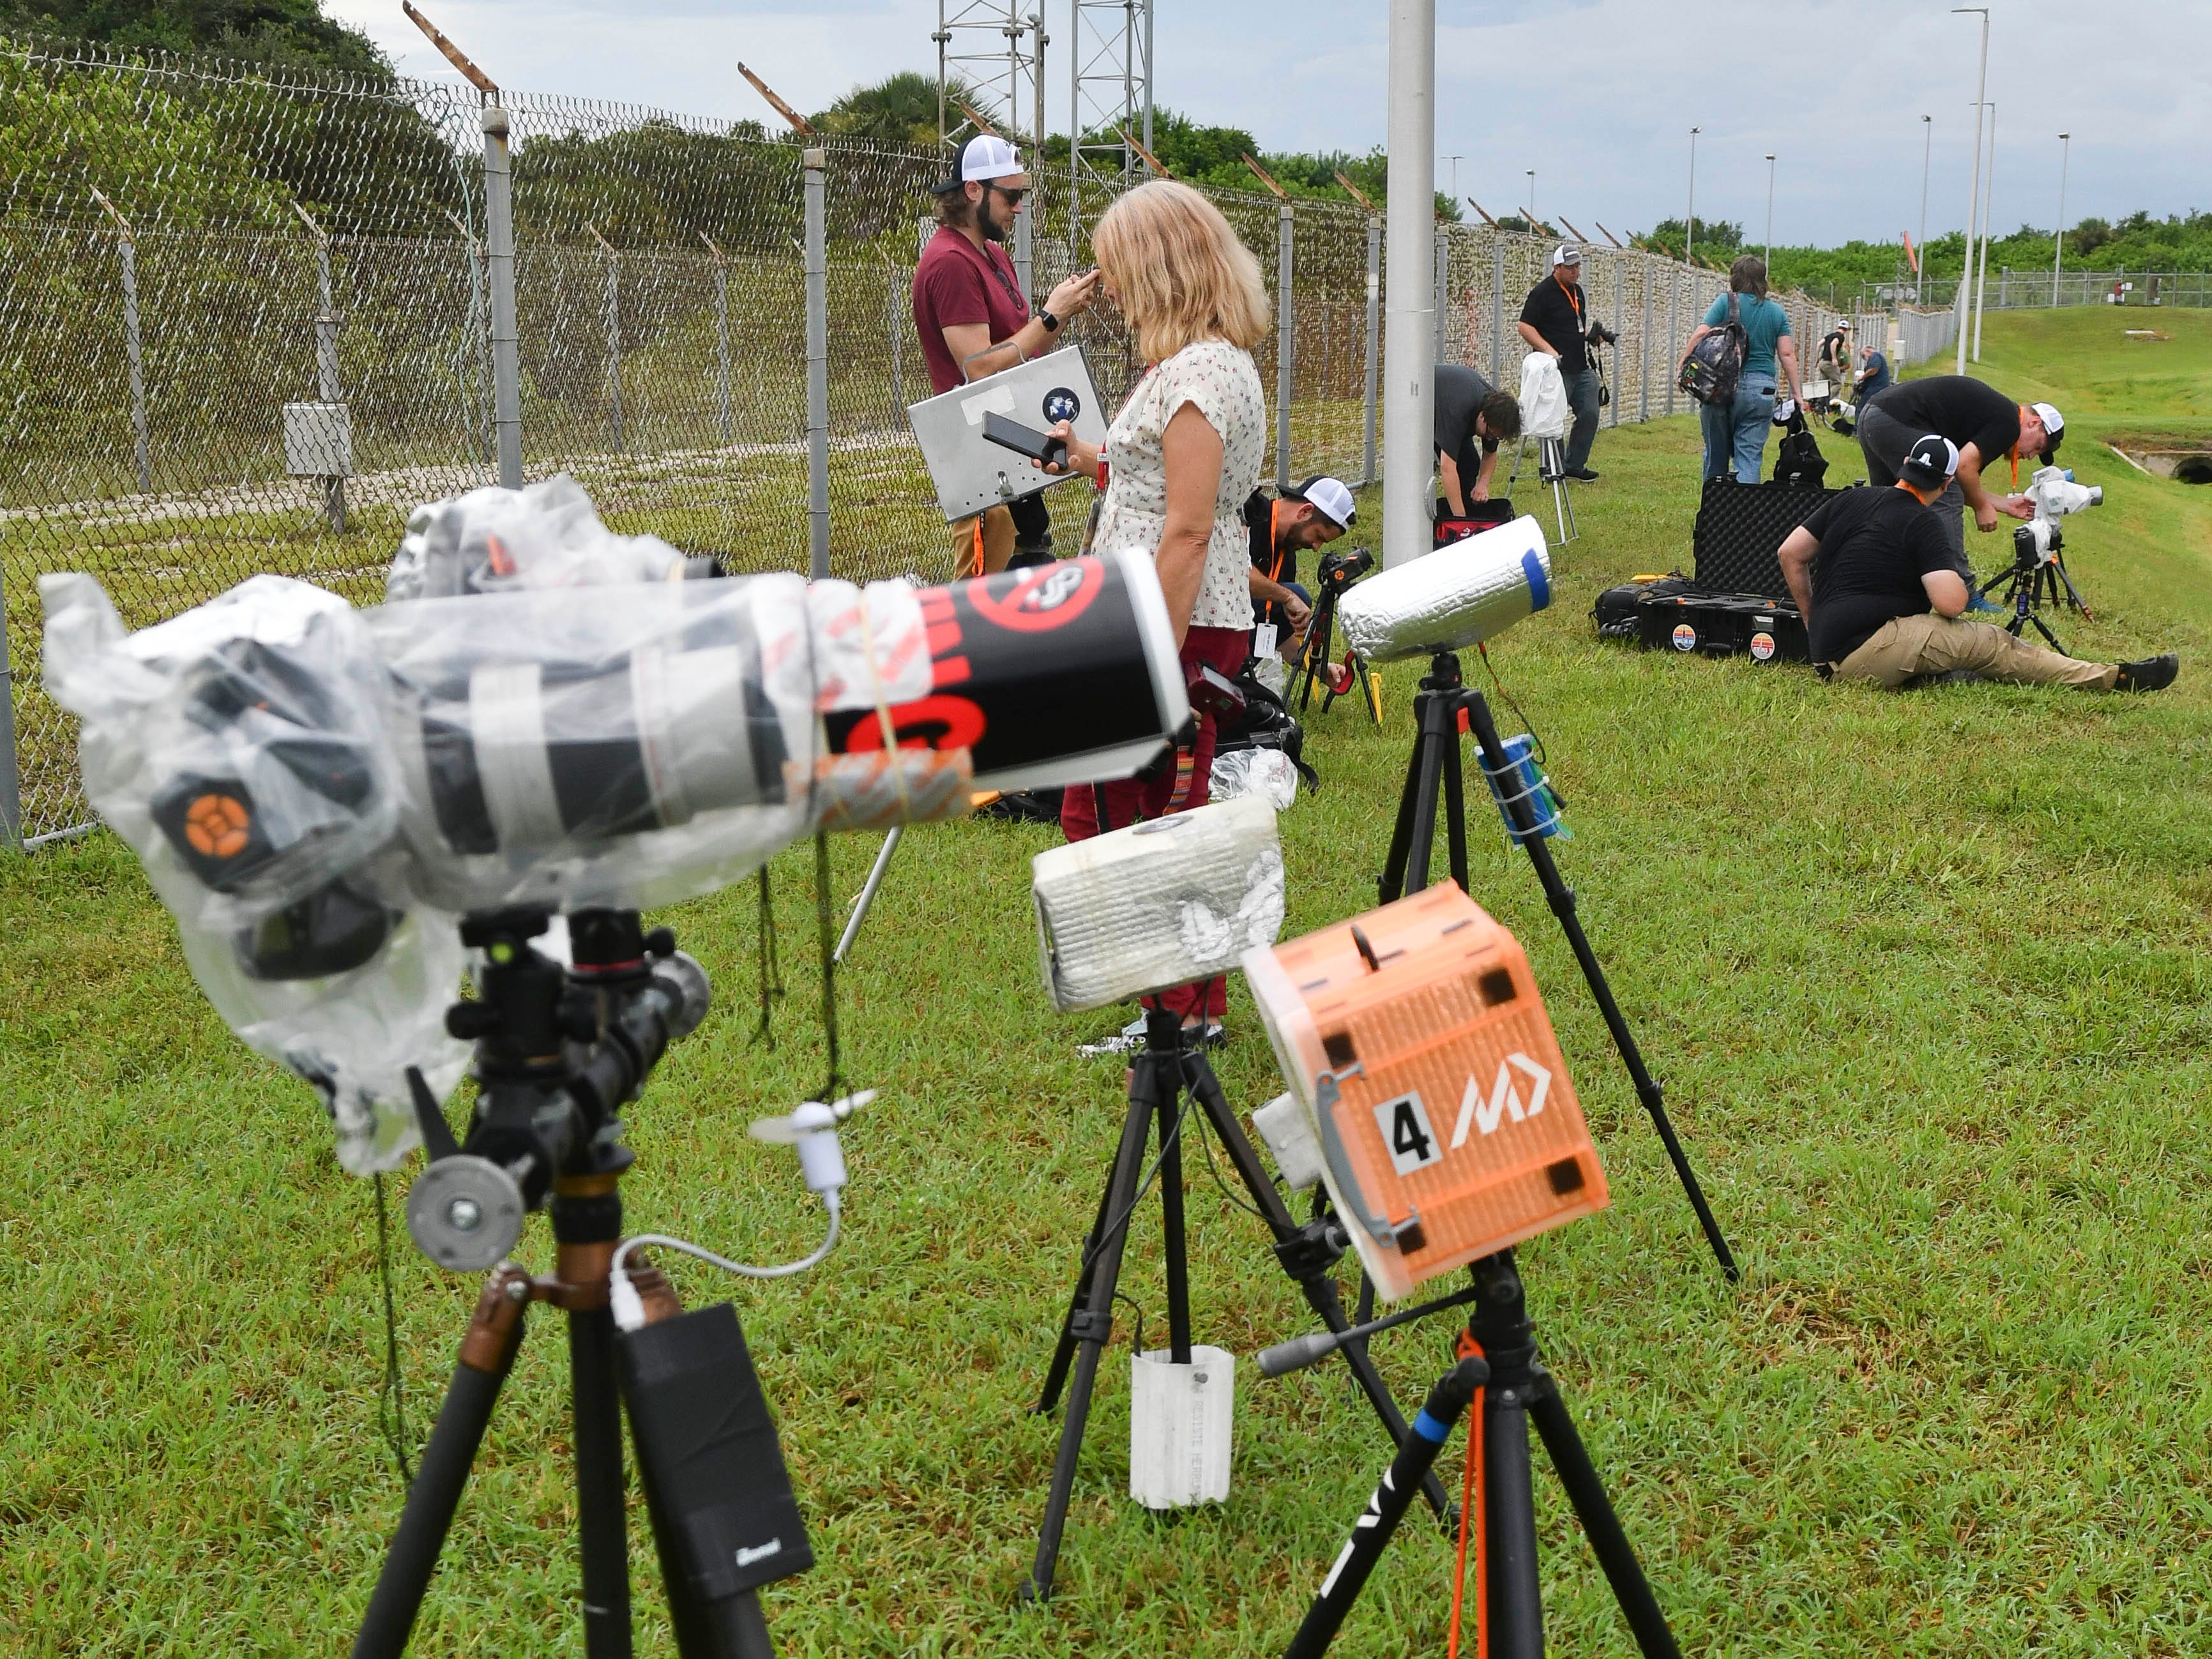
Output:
[{"xmin": 609, "ymin": 1201, "xmax": 841, "ymax": 1331}]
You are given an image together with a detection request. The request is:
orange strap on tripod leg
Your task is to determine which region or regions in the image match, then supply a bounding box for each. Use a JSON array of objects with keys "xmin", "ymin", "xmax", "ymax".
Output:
[{"xmin": 1448, "ymin": 1337, "xmax": 1487, "ymax": 1659}]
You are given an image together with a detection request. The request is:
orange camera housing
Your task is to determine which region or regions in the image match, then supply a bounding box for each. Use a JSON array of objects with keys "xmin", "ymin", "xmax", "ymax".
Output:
[{"xmin": 1242, "ymin": 883, "xmax": 1607, "ymax": 1299}]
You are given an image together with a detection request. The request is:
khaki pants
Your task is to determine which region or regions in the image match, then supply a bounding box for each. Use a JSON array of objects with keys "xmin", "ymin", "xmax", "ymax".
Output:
[
  {"xmin": 1828, "ymin": 614, "xmax": 2118, "ymax": 690},
  {"xmin": 947, "ymin": 504, "xmax": 1016, "ymax": 577}
]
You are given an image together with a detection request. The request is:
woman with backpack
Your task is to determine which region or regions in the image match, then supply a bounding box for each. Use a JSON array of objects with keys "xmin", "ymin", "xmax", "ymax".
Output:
[{"xmin": 1681, "ymin": 254, "xmax": 1807, "ymax": 483}]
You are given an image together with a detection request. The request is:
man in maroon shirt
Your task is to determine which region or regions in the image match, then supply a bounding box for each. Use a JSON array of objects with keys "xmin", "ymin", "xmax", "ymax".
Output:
[{"xmin": 914, "ymin": 133, "xmax": 1100, "ymax": 574}]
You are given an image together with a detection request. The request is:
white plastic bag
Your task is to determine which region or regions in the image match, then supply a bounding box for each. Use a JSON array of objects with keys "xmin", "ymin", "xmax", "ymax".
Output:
[
  {"xmin": 1519, "ymin": 352, "xmax": 1568, "ymax": 440},
  {"xmin": 1208, "ymin": 746, "xmax": 1299, "ymax": 812}
]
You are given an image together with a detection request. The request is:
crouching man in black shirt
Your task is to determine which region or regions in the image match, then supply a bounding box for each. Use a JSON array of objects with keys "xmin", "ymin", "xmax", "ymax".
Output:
[
  {"xmin": 1243, "ymin": 473, "xmax": 1353, "ymax": 660},
  {"xmin": 1780, "ymin": 434, "xmax": 2179, "ymax": 692}
]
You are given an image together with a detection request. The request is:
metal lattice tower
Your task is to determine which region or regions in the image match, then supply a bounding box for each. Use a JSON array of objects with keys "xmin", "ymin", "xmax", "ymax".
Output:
[
  {"xmin": 936, "ymin": 1, "xmax": 1046, "ymax": 154},
  {"xmin": 1068, "ymin": 0, "xmax": 1153, "ymax": 247}
]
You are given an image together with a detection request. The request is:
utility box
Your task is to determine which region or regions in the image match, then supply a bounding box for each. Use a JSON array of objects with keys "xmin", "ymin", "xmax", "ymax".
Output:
[{"xmin": 282, "ymin": 400, "xmax": 352, "ymax": 478}]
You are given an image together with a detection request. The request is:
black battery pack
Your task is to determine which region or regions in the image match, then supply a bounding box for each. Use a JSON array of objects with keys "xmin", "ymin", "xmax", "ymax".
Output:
[{"xmin": 618, "ymin": 1302, "xmax": 815, "ymax": 1600}]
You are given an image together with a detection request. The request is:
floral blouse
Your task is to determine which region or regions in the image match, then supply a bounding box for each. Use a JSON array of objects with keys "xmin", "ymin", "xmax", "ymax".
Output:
[{"xmin": 1094, "ymin": 338, "xmax": 1266, "ymax": 631}]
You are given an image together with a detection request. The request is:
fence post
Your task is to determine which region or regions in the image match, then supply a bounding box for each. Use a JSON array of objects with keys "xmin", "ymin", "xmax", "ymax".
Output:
[
  {"xmin": 483, "ymin": 105, "xmax": 523, "ymax": 489},
  {"xmin": 1639, "ymin": 256, "xmax": 1652, "ymax": 421},
  {"xmin": 589, "ymin": 225, "xmax": 623, "ymax": 453},
  {"xmin": 91, "ymin": 191, "xmax": 152, "ymax": 493},
  {"xmin": 0, "ymin": 572, "xmax": 21, "ymax": 851},
  {"xmin": 805, "ymin": 146, "xmax": 830, "ymax": 581},
  {"xmin": 1361, "ymin": 212, "xmax": 1379, "ymax": 488},
  {"xmin": 1432, "ymin": 225, "xmax": 1448, "ymax": 363},
  {"xmin": 1664, "ymin": 266, "xmax": 1679, "ymax": 415},
  {"xmin": 701, "ymin": 231, "xmax": 734, "ymax": 445},
  {"xmin": 296, "ymin": 206, "xmax": 346, "ymax": 532},
  {"xmin": 1275, "ymin": 202, "xmax": 1294, "ymax": 489},
  {"xmin": 1609, "ymin": 255, "xmax": 1623, "ymax": 428},
  {"xmin": 1490, "ymin": 239, "xmax": 1504, "ymax": 386}
]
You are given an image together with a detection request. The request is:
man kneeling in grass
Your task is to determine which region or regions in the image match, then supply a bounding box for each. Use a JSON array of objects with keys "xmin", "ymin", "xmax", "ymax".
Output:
[{"xmin": 1779, "ymin": 434, "xmax": 2180, "ymax": 692}]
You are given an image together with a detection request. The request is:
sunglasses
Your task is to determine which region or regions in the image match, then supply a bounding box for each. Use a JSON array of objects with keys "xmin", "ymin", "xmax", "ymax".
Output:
[{"xmin": 986, "ymin": 183, "xmax": 1028, "ymax": 206}]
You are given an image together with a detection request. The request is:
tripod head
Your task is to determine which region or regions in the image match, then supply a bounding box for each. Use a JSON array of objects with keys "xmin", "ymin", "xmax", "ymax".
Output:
[{"xmin": 405, "ymin": 905, "xmax": 709, "ymax": 1270}]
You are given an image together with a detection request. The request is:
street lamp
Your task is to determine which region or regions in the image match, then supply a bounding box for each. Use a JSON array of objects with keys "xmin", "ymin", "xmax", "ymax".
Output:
[
  {"xmin": 1687, "ymin": 126, "xmax": 1701, "ymax": 264},
  {"xmin": 2054, "ymin": 131, "xmax": 2071, "ymax": 305},
  {"xmin": 1443, "ymin": 153, "xmax": 1464, "ymax": 205},
  {"xmin": 1974, "ymin": 100, "xmax": 1996, "ymax": 360},
  {"xmin": 1764, "ymin": 154, "xmax": 1776, "ymax": 269},
  {"xmin": 1918, "ymin": 114, "xmax": 1932, "ymax": 305},
  {"xmin": 1524, "ymin": 169, "xmax": 1534, "ymax": 222},
  {"xmin": 1953, "ymin": 7, "xmax": 1989, "ymax": 374}
]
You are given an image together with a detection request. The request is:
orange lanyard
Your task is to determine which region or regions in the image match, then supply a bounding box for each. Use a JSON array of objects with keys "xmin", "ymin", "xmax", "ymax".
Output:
[{"xmin": 1266, "ymin": 499, "xmax": 1287, "ymax": 584}]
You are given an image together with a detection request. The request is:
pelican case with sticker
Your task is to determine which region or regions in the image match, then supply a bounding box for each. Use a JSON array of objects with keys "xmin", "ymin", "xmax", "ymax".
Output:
[
  {"xmin": 1592, "ymin": 575, "xmax": 1693, "ymax": 640},
  {"xmin": 1633, "ymin": 589, "xmax": 1808, "ymax": 663}
]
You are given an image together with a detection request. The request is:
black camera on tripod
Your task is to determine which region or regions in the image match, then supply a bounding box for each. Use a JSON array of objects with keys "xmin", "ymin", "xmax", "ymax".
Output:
[{"xmin": 1315, "ymin": 545, "xmax": 1375, "ymax": 595}]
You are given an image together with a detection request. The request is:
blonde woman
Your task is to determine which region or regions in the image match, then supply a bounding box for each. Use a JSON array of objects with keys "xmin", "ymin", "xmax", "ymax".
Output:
[{"xmin": 1042, "ymin": 178, "xmax": 1271, "ymax": 1041}]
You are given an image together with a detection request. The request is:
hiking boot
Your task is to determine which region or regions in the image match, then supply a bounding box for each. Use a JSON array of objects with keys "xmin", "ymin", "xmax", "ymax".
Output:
[
  {"xmin": 1567, "ymin": 467, "xmax": 1600, "ymax": 482},
  {"xmin": 2114, "ymin": 653, "xmax": 2179, "ymax": 692}
]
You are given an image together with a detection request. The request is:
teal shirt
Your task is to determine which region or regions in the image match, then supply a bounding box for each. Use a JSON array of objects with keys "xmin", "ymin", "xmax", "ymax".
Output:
[{"xmin": 1702, "ymin": 292, "xmax": 1791, "ymax": 380}]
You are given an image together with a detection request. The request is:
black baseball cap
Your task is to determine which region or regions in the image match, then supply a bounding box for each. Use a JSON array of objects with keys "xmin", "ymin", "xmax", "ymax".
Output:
[
  {"xmin": 1284, "ymin": 474, "xmax": 1356, "ymax": 528},
  {"xmin": 1899, "ymin": 434, "xmax": 1960, "ymax": 492}
]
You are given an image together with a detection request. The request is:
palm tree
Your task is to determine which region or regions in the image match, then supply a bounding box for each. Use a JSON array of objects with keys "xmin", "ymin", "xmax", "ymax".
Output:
[{"xmin": 812, "ymin": 71, "xmax": 1007, "ymax": 149}]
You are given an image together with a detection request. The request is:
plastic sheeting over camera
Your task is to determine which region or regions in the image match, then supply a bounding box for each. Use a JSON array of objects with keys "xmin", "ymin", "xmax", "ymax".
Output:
[{"xmin": 1338, "ymin": 515, "xmax": 1553, "ymax": 663}]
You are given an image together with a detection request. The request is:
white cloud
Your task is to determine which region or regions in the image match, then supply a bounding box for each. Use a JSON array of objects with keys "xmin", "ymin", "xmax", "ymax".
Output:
[{"xmin": 328, "ymin": 0, "xmax": 2212, "ymax": 243}]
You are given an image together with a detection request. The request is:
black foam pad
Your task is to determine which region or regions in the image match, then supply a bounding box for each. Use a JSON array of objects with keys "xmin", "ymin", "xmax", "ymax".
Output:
[{"xmin": 1692, "ymin": 478, "xmax": 1840, "ymax": 596}]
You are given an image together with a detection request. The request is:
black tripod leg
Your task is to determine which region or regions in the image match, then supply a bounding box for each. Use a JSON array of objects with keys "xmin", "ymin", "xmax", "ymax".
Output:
[
  {"xmin": 1283, "ymin": 1358, "xmax": 1486, "ymax": 1659},
  {"xmin": 1441, "ymin": 697, "xmax": 1472, "ymax": 894},
  {"xmin": 1158, "ymin": 1049, "xmax": 1193, "ymax": 1365},
  {"xmin": 1377, "ymin": 707, "xmax": 1432, "ymax": 904},
  {"xmin": 1401, "ymin": 695, "xmax": 1448, "ymax": 896},
  {"xmin": 1025, "ymin": 1072, "xmax": 1160, "ymax": 1603},
  {"xmin": 1353, "ymin": 656, "xmax": 1380, "ymax": 727},
  {"xmin": 1483, "ymin": 1370, "xmax": 1546, "ymax": 1659},
  {"xmin": 572, "ymin": 1302, "xmax": 633, "ymax": 1658},
  {"xmin": 2027, "ymin": 612, "xmax": 2067, "ymax": 652},
  {"xmin": 1527, "ymin": 1371, "xmax": 1681, "ymax": 1658},
  {"xmin": 1181, "ymin": 1054, "xmax": 1451, "ymax": 1522},
  {"xmin": 1461, "ymin": 692, "xmax": 1739, "ymax": 1282},
  {"xmin": 1034, "ymin": 1170, "xmax": 1120, "ymax": 1414},
  {"xmin": 352, "ymin": 1269, "xmax": 529, "ymax": 1659}
]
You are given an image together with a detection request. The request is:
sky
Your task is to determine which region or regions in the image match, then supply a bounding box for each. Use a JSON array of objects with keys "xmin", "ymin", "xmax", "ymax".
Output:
[{"xmin": 328, "ymin": 0, "xmax": 2212, "ymax": 250}]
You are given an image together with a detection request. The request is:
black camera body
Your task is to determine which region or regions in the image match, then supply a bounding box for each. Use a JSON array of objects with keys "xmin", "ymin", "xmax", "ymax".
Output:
[{"xmin": 1317, "ymin": 546, "xmax": 1376, "ymax": 596}]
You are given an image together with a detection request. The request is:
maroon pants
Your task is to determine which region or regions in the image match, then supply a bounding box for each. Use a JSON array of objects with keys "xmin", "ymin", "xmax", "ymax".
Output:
[{"xmin": 1059, "ymin": 625, "xmax": 1248, "ymax": 1022}]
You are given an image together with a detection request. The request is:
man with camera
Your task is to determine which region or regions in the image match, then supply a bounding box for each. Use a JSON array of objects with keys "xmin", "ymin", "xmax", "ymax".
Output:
[
  {"xmin": 1778, "ymin": 434, "xmax": 2178, "ymax": 692},
  {"xmin": 1853, "ymin": 374, "xmax": 2061, "ymax": 575},
  {"xmin": 1244, "ymin": 474, "xmax": 1352, "ymax": 660},
  {"xmin": 915, "ymin": 133, "xmax": 1102, "ymax": 575},
  {"xmin": 1433, "ymin": 363, "xmax": 1524, "ymax": 518},
  {"xmin": 1517, "ymin": 245, "xmax": 1612, "ymax": 482}
]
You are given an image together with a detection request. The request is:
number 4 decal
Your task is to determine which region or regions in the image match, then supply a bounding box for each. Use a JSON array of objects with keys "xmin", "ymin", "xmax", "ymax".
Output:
[{"xmin": 1372, "ymin": 1092, "xmax": 1443, "ymax": 1177}]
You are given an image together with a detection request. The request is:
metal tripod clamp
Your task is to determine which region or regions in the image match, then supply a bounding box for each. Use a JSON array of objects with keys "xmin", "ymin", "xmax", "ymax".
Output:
[{"xmin": 1312, "ymin": 1071, "xmax": 1420, "ymax": 1253}]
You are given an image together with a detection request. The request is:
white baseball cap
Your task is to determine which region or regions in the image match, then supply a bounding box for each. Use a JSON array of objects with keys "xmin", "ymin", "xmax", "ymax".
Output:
[
  {"xmin": 932, "ymin": 133, "xmax": 1025, "ymax": 194},
  {"xmin": 2029, "ymin": 400, "xmax": 2064, "ymax": 457},
  {"xmin": 1550, "ymin": 244, "xmax": 1582, "ymax": 268},
  {"xmin": 1287, "ymin": 474, "xmax": 1356, "ymax": 529}
]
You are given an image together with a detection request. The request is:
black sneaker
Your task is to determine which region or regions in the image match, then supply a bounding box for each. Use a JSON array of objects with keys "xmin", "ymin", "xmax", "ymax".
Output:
[
  {"xmin": 1567, "ymin": 467, "xmax": 1600, "ymax": 482},
  {"xmin": 2114, "ymin": 653, "xmax": 2179, "ymax": 692}
]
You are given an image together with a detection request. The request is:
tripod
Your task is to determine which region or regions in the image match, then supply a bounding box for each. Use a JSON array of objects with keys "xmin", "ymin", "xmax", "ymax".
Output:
[
  {"xmin": 1379, "ymin": 651, "xmax": 1738, "ymax": 1282},
  {"xmin": 1025, "ymin": 1006, "xmax": 1451, "ymax": 1603},
  {"xmin": 1288, "ymin": 580, "xmax": 1381, "ymax": 723},
  {"xmin": 1977, "ymin": 526, "xmax": 2089, "ymax": 653},
  {"xmin": 355, "ymin": 909, "xmax": 777, "ymax": 1659},
  {"xmin": 1506, "ymin": 434, "xmax": 1579, "ymax": 547},
  {"xmin": 1281, "ymin": 1250, "xmax": 1679, "ymax": 1658}
]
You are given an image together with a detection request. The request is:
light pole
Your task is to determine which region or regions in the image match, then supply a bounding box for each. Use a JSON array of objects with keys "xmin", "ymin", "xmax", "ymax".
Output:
[
  {"xmin": 1764, "ymin": 153, "xmax": 1775, "ymax": 269},
  {"xmin": 1524, "ymin": 169, "xmax": 1534, "ymax": 223},
  {"xmin": 2054, "ymin": 130, "xmax": 2071, "ymax": 305},
  {"xmin": 1443, "ymin": 153, "xmax": 1464, "ymax": 206},
  {"xmin": 1686, "ymin": 126, "xmax": 1700, "ymax": 264},
  {"xmin": 1953, "ymin": 7, "xmax": 1989, "ymax": 374},
  {"xmin": 1973, "ymin": 100, "xmax": 1996, "ymax": 359},
  {"xmin": 1918, "ymin": 114, "xmax": 1932, "ymax": 305}
]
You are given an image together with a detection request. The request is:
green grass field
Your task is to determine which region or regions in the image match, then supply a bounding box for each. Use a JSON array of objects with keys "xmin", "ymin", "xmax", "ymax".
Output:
[{"xmin": 6, "ymin": 308, "xmax": 2211, "ymax": 1656}]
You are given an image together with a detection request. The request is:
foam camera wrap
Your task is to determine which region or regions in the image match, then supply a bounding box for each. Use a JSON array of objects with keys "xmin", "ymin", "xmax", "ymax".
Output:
[
  {"xmin": 1337, "ymin": 516, "xmax": 1552, "ymax": 663},
  {"xmin": 1241, "ymin": 883, "xmax": 1607, "ymax": 1300},
  {"xmin": 1031, "ymin": 796, "xmax": 1284, "ymax": 1012}
]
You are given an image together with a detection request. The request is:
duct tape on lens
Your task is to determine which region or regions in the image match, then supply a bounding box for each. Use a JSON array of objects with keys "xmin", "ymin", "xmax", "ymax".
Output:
[
  {"xmin": 1337, "ymin": 516, "xmax": 1552, "ymax": 663},
  {"xmin": 1032, "ymin": 795, "xmax": 1285, "ymax": 1013},
  {"xmin": 1241, "ymin": 883, "xmax": 1607, "ymax": 1301}
]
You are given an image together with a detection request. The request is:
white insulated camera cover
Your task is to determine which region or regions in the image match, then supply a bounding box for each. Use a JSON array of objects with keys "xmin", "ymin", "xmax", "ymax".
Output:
[
  {"xmin": 1031, "ymin": 796, "xmax": 1285, "ymax": 1012},
  {"xmin": 1337, "ymin": 515, "xmax": 1553, "ymax": 663}
]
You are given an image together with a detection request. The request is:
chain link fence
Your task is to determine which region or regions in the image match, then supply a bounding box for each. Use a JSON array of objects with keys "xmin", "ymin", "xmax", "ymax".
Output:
[{"xmin": 0, "ymin": 36, "xmax": 1849, "ymax": 845}]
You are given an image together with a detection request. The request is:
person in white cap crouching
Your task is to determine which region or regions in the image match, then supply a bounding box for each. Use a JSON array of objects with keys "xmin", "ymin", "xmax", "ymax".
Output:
[
  {"xmin": 1780, "ymin": 434, "xmax": 2179, "ymax": 693},
  {"xmin": 1241, "ymin": 473, "xmax": 1353, "ymax": 660}
]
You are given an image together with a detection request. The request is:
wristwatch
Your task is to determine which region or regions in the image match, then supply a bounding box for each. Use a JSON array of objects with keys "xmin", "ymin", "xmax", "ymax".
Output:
[{"xmin": 1038, "ymin": 308, "xmax": 1061, "ymax": 333}]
